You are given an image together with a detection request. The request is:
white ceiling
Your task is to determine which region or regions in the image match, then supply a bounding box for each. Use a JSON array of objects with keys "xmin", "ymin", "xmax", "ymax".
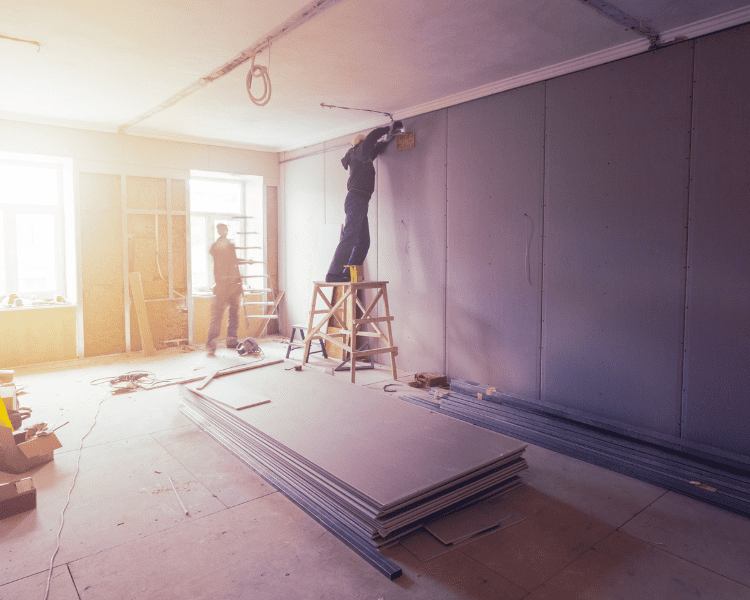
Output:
[{"xmin": 2, "ymin": 0, "xmax": 749, "ymax": 152}]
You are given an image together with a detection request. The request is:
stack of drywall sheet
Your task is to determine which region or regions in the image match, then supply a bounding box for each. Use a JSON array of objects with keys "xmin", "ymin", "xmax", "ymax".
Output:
[
  {"xmin": 398, "ymin": 378, "xmax": 750, "ymax": 519},
  {"xmin": 178, "ymin": 362, "xmax": 527, "ymax": 579}
]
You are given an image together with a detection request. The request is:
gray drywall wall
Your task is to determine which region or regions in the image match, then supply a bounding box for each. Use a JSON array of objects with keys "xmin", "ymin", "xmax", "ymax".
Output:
[
  {"xmin": 377, "ymin": 111, "xmax": 448, "ymax": 374},
  {"xmin": 542, "ymin": 44, "xmax": 693, "ymax": 434},
  {"xmin": 280, "ymin": 155, "xmax": 325, "ymax": 332},
  {"xmin": 446, "ymin": 85, "xmax": 545, "ymax": 400},
  {"xmin": 682, "ymin": 26, "xmax": 750, "ymax": 455},
  {"xmin": 278, "ymin": 25, "xmax": 750, "ymax": 460}
]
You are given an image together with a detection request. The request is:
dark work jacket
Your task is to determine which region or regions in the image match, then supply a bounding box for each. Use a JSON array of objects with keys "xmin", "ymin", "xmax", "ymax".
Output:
[
  {"xmin": 341, "ymin": 126, "xmax": 391, "ymax": 198},
  {"xmin": 210, "ymin": 236, "xmax": 241, "ymax": 292}
]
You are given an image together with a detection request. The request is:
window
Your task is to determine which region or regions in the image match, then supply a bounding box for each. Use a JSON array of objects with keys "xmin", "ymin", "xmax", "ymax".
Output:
[
  {"xmin": 189, "ymin": 173, "xmax": 264, "ymax": 293},
  {"xmin": 0, "ymin": 154, "xmax": 75, "ymax": 302}
]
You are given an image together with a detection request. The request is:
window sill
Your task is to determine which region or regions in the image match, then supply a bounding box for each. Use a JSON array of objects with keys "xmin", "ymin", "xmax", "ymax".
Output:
[{"xmin": 0, "ymin": 303, "xmax": 76, "ymax": 311}]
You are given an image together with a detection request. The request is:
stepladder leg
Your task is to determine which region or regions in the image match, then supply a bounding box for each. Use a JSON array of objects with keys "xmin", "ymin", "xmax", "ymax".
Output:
[
  {"xmin": 302, "ymin": 287, "xmax": 318, "ymax": 365},
  {"xmin": 349, "ymin": 292, "xmax": 356, "ymax": 384},
  {"xmin": 380, "ymin": 282, "xmax": 398, "ymax": 380}
]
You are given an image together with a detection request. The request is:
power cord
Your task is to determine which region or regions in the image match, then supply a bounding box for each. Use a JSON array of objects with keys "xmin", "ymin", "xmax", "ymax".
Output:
[
  {"xmin": 246, "ymin": 43, "xmax": 272, "ymax": 106},
  {"xmin": 91, "ymin": 371, "xmax": 155, "ymax": 393},
  {"xmin": 43, "ymin": 388, "xmax": 111, "ymax": 600}
]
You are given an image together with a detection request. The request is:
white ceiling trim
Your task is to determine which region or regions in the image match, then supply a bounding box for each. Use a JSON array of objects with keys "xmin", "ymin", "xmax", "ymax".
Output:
[
  {"xmin": 279, "ymin": 5, "xmax": 750, "ymax": 152},
  {"xmin": 5, "ymin": 4, "xmax": 749, "ymax": 155},
  {"xmin": 663, "ymin": 4, "xmax": 750, "ymax": 40}
]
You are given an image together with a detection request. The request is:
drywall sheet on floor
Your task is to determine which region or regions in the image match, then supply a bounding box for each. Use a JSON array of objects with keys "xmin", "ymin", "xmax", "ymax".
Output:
[
  {"xmin": 446, "ymin": 85, "xmax": 545, "ymax": 399},
  {"xmin": 280, "ymin": 155, "xmax": 325, "ymax": 333},
  {"xmin": 542, "ymin": 44, "xmax": 692, "ymax": 435},
  {"xmin": 378, "ymin": 111, "xmax": 448, "ymax": 374},
  {"xmin": 184, "ymin": 362, "xmax": 526, "ymax": 509},
  {"xmin": 682, "ymin": 26, "xmax": 750, "ymax": 456}
]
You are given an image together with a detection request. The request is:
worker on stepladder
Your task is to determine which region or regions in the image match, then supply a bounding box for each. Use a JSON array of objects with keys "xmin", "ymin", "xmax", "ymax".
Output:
[
  {"xmin": 325, "ymin": 120, "xmax": 403, "ymax": 282},
  {"xmin": 206, "ymin": 223, "xmax": 242, "ymax": 357}
]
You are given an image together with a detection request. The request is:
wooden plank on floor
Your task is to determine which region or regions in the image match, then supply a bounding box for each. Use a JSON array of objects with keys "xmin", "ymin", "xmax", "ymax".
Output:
[{"xmin": 129, "ymin": 271, "xmax": 155, "ymax": 356}]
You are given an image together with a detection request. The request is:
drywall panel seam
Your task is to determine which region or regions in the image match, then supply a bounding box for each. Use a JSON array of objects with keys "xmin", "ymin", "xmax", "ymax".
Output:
[
  {"xmin": 122, "ymin": 174, "xmax": 131, "ymax": 353},
  {"xmin": 167, "ymin": 179, "xmax": 174, "ymax": 300},
  {"xmin": 680, "ymin": 41, "xmax": 698, "ymax": 436},
  {"xmin": 539, "ymin": 82, "xmax": 549, "ymax": 402},
  {"xmin": 186, "ymin": 179, "xmax": 194, "ymax": 345},
  {"xmin": 443, "ymin": 109, "xmax": 449, "ymax": 376},
  {"xmin": 74, "ymin": 168, "xmax": 84, "ymax": 357}
]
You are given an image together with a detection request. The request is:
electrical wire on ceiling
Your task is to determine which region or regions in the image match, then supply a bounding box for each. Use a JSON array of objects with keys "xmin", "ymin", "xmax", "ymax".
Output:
[
  {"xmin": 247, "ymin": 41, "xmax": 272, "ymax": 107},
  {"xmin": 0, "ymin": 33, "xmax": 40, "ymax": 52},
  {"xmin": 119, "ymin": 0, "xmax": 345, "ymax": 132},
  {"xmin": 320, "ymin": 103, "xmax": 394, "ymax": 123}
]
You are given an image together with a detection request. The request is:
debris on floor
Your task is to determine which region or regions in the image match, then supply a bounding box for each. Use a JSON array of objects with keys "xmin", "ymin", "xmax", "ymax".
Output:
[
  {"xmin": 0, "ymin": 477, "xmax": 37, "ymax": 519},
  {"xmin": 407, "ymin": 371, "xmax": 448, "ymax": 389}
]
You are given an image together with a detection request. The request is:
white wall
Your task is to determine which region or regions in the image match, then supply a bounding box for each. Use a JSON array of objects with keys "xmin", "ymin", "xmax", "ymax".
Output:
[{"xmin": 0, "ymin": 119, "xmax": 279, "ymax": 182}]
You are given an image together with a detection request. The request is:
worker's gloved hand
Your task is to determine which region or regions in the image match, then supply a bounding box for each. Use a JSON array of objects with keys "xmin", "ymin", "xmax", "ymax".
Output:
[{"xmin": 390, "ymin": 121, "xmax": 403, "ymax": 134}]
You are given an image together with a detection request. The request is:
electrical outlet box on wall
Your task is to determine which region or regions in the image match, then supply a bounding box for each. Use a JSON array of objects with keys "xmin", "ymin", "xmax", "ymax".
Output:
[{"xmin": 396, "ymin": 132, "xmax": 415, "ymax": 151}]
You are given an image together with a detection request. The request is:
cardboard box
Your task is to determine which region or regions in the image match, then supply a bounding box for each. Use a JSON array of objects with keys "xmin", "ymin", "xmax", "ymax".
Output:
[
  {"xmin": 0, "ymin": 427, "xmax": 62, "ymax": 474},
  {"xmin": 0, "ymin": 477, "xmax": 36, "ymax": 519},
  {"xmin": 0, "ymin": 384, "xmax": 17, "ymax": 412}
]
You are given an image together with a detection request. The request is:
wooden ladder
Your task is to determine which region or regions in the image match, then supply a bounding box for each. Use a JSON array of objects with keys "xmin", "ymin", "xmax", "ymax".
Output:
[
  {"xmin": 232, "ymin": 216, "xmax": 283, "ymax": 338},
  {"xmin": 302, "ymin": 280, "xmax": 398, "ymax": 383}
]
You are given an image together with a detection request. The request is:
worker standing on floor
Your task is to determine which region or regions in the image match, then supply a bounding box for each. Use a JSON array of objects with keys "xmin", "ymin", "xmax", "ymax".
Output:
[
  {"xmin": 206, "ymin": 223, "xmax": 242, "ymax": 356},
  {"xmin": 325, "ymin": 120, "xmax": 403, "ymax": 282}
]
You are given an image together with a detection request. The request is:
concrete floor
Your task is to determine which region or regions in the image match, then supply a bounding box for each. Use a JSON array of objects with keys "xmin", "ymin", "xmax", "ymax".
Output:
[{"xmin": 2, "ymin": 338, "xmax": 749, "ymax": 600}]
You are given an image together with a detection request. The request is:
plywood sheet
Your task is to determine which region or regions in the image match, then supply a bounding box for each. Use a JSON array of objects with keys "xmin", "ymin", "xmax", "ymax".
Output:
[
  {"xmin": 129, "ymin": 271, "xmax": 155, "ymax": 356},
  {"xmin": 446, "ymin": 85, "xmax": 545, "ymax": 400},
  {"xmin": 542, "ymin": 44, "xmax": 692, "ymax": 435},
  {"xmin": 126, "ymin": 176, "xmax": 166, "ymax": 210},
  {"xmin": 80, "ymin": 172, "xmax": 125, "ymax": 357},
  {"xmin": 171, "ymin": 178, "xmax": 186, "ymax": 211}
]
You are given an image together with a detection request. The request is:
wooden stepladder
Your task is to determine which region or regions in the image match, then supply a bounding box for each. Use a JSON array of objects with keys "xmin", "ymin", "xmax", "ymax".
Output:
[{"xmin": 302, "ymin": 281, "xmax": 398, "ymax": 383}]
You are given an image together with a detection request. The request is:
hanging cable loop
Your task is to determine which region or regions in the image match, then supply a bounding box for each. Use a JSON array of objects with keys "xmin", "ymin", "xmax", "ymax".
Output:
[{"xmin": 246, "ymin": 44, "xmax": 272, "ymax": 106}]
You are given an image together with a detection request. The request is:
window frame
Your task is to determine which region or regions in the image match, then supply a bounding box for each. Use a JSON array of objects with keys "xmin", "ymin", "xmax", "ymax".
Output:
[
  {"xmin": 0, "ymin": 157, "xmax": 69, "ymax": 301},
  {"xmin": 188, "ymin": 173, "xmax": 265, "ymax": 294}
]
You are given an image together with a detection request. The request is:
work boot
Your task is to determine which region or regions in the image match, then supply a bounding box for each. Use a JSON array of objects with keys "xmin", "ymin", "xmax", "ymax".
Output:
[{"xmin": 325, "ymin": 272, "xmax": 349, "ymax": 283}]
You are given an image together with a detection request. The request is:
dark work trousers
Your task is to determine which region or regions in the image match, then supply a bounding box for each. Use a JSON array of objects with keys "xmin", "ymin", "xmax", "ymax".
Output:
[
  {"xmin": 206, "ymin": 283, "xmax": 241, "ymax": 351},
  {"xmin": 328, "ymin": 190, "xmax": 371, "ymax": 276}
]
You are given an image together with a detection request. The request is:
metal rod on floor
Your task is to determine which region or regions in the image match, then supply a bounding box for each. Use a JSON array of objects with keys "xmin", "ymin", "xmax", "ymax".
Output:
[{"xmin": 169, "ymin": 476, "xmax": 189, "ymax": 516}]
